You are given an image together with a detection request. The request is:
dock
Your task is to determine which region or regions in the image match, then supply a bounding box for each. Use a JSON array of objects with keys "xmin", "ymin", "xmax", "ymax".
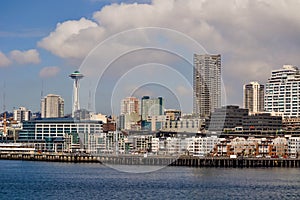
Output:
[{"xmin": 0, "ymin": 152, "xmax": 299, "ymax": 168}]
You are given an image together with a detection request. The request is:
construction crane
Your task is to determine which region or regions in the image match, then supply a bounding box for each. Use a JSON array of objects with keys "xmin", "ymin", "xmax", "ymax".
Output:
[{"xmin": 3, "ymin": 112, "xmax": 7, "ymax": 137}]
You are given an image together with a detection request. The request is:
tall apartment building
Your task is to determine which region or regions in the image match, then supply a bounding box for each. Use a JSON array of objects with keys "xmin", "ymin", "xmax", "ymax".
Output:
[
  {"xmin": 13, "ymin": 107, "xmax": 31, "ymax": 122},
  {"xmin": 193, "ymin": 54, "xmax": 221, "ymax": 117},
  {"xmin": 265, "ymin": 65, "xmax": 300, "ymax": 118},
  {"xmin": 141, "ymin": 96, "xmax": 164, "ymax": 121},
  {"xmin": 41, "ymin": 94, "xmax": 64, "ymax": 118},
  {"xmin": 243, "ymin": 81, "xmax": 264, "ymax": 114},
  {"xmin": 121, "ymin": 97, "xmax": 140, "ymax": 115},
  {"xmin": 120, "ymin": 97, "xmax": 140, "ymax": 130}
]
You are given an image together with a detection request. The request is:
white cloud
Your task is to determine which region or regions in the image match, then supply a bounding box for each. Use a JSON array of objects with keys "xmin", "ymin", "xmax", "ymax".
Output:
[
  {"xmin": 39, "ymin": 66, "xmax": 60, "ymax": 78},
  {"xmin": 38, "ymin": 17, "xmax": 103, "ymax": 59},
  {"xmin": 37, "ymin": 0, "xmax": 300, "ymax": 107},
  {"xmin": 38, "ymin": 0, "xmax": 300, "ymax": 64},
  {"xmin": 0, "ymin": 51, "xmax": 11, "ymax": 67},
  {"xmin": 10, "ymin": 49, "xmax": 40, "ymax": 64}
]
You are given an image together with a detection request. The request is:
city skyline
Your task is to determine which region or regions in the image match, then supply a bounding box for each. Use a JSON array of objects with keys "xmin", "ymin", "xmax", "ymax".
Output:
[{"xmin": 1, "ymin": 1, "xmax": 300, "ymax": 114}]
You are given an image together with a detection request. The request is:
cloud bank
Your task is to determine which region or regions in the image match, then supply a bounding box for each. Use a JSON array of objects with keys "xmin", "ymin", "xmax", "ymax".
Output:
[
  {"xmin": 37, "ymin": 0, "xmax": 300, "ymax": 107},
  {"xmin": 0, "ymin": 51, "xmax": 11, "ymax": 67},
  {"xmin": 0, "ymin": 49, "xmax": 41, "ymax": 67},
  {"xmin": 10, "ymin": 49, "xmax": 40, "ymax": 64}
]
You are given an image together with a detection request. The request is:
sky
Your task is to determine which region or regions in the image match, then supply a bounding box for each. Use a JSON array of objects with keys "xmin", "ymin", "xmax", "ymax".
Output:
[{"xmin": 1, "ymin": 0, "xmax": 300, "ymax": 115}]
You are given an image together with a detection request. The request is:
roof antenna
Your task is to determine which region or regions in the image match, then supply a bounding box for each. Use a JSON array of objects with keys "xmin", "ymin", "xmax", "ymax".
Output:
[
  {"xmin": 41, "ymin": 80, "xmax": 44, "ymax": 99},
  {"xmin": 3, "ymin": 81, "xmax": 6, "ymax": 112}
]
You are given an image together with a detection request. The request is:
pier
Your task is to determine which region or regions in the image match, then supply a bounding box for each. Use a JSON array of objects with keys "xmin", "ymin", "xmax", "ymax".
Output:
[{"xmin": 1, "ymin": 152, "xmax": 300, "ymax": 168}]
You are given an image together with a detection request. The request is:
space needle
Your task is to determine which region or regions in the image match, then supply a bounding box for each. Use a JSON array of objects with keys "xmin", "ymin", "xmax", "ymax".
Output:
[{"xmin": 69, "ymin": 70, "xmax": 84, "ymax": 118}]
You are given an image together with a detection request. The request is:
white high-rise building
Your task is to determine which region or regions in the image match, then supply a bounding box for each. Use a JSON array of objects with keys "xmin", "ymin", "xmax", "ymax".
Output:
[
  {"xmin": 265, "ymin": 65, "xmax": 300, "ymax": 118},
  {"xmin": 243, "ymin": 81, "xmax": 264, "ymax": 114},
  {"xmin": 41, "ymin": 94, "xmax": 64, "ymax": 118},
  {"xmin": 13, "ymin": 107, "xmax": 31, "ymax": 122},
  {"xmin": 193, "ymin": 54, "xmax": 221, "ymax": 117}
]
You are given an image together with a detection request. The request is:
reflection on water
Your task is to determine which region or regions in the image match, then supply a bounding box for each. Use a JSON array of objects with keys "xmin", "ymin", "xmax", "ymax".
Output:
[{"xmin": 0, "ymin": 160, "xmax": 299, "ymax": 199}]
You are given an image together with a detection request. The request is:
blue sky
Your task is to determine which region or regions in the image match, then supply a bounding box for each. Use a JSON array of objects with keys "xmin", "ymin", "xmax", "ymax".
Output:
[
  {"xmin": 1, "ymin": 0, "xmax": 300, "ymax": 115},
  {"xmin": 0, "ymin": 0, "xmax": 108, "ymax": 113}
]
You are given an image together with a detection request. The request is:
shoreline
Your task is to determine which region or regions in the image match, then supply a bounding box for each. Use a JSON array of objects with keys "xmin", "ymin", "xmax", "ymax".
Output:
[{"xmin": 0, "ymin": 152, "xmax": 300, "ymax": 168}]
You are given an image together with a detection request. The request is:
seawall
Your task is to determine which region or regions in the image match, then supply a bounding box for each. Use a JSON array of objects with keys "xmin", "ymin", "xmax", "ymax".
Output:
[{"xmin": 0, "ymin": 153, "xmax": 299, "ymax": 168}]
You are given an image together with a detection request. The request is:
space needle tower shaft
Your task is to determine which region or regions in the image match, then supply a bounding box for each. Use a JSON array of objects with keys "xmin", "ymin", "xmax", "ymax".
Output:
[{"xmin": 69, "ymin": 71, "xmax": 84, "ymax": 118}]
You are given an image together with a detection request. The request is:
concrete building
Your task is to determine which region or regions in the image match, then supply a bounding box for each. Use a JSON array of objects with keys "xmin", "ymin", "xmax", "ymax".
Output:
[
  {"xmin": 148, "ymin": 115, "xmax": 168, "ymax": 131},
  {"xmin": 120, "ymin": 97, "xmax": 140, "ymax": 130},
  {"xmin": 119, "ymin": 113, "xmax": 140, "ymax": 130},
  {"xmin": 230, "ymin": 137, "xmax": 247, "ymax": 156},
  {"xmin": 141, "ymin": 96, "xmax": 164, "ymax": 121},
  {"xmin": 283, "ymin": 117, "xmax": 300, "ymax": 130},
  {"xmin": 125, "ymin": 135, "xmax": 152, "ymax": 153},
  {"xmin": 187, "ymin": 136, "xmax": 220, "ymax": 157},
  {"xmin": 165, "ymin": 109, "xmax": 181, "ymax": 121},
  {"xmin": 243, "ymin": 81, "xmax": 264, "ymax": 114},
  {"xmin": 121, "ymin": 97, "xmax": 140, "ymax": 115},
  {"xmin": 41, "ymin": 94, "xmax": 64, "ymax": 118},
  {"xmin": 159, "ymin": 137, "xmax": 184, "ymax": 155},
  {"xmin": 286, "ymin": 135, "xmax": 300, "ymax": 157},
  {"xmin": 162, "ymin": 118, "xmax": 203, "ymax": 133},
  {"xmin": 89, "ymin": 113, "xmax": 107, "ymax": 123},
  {"xmin": 265, "ymin": 65, "xmax": 300, "ymax": 118},
  {"xmin": 269, "ymin": 137, "xmax": 288, "ymax": 157},
  {"xmin": 193, "ymin": 54, "xmax": 221, "ymax": 117},
  {"xmin": 13, "ymin": 107, "xmax": 31, "ymax": 122}
]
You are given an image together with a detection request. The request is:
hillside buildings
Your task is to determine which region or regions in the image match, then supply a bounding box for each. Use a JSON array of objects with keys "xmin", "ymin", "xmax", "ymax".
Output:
[
  {"xmin": 243, "ymin": 81, "xmax": 264, "ymax": 114},
  {"xmin": 193, "ymin": 54, "xmax": 221, "ymax": 117},
  {"xmin": 41, "ymin": 94, "xmax": 64, "ymax": 118}
]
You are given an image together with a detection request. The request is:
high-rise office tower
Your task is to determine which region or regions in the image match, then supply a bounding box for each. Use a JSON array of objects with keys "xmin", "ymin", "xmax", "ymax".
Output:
[
  {"xmin": 141, "ymin": 96, "xmax": 164, "ymax": 121},
  {"xmin": 193, "ymin": 54, "xmax": 221, "ymax": 117},
  {"xmin": 121, "ymin": 97, "xmax": 140, "ymax": 115},
  {"xmin": 265, "ymin": 65, "xmax": 300, "ymax": 118},
  {"xmin": 41, "ymin": 94, "xmax": 64, "ymax": 118},
  {"xmin": 243, "ymin": 81, "xmax": 264, "ymax": 114}
]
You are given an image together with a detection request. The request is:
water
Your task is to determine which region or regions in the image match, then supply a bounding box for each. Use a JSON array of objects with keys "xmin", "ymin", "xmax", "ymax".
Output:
[{"xmin": 0, "ymin": 160, "xmax": 299, "ymax": 200}]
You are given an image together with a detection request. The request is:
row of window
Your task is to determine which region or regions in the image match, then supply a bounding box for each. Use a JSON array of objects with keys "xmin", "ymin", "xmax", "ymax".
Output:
[{"xmin": 36, "ymin": 124, "xmax": 102, "ymax": 128}]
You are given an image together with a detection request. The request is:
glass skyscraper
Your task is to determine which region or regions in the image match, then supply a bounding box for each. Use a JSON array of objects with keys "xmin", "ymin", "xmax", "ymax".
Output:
[{"xmin": 141, "ymin": 96, "xmax": 164, "ymax": 121}]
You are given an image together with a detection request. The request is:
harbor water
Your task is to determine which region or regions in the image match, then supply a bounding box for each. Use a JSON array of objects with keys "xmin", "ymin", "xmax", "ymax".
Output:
[{"xmin": 0, "ymin": 160, "xmax": 299, "ymax": 199}]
